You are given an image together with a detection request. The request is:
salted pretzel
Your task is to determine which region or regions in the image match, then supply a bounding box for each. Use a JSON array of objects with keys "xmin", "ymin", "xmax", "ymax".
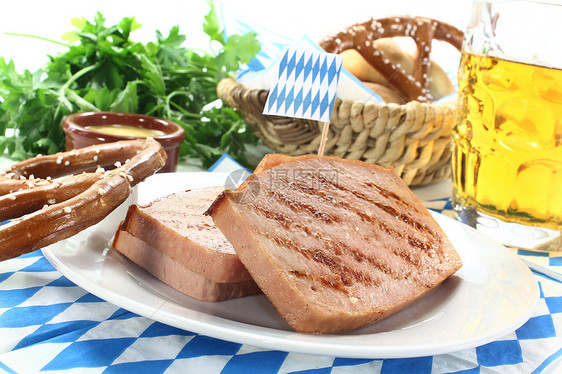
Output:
[
  {"xmin": 319, "ymin": 16, "xmax": 463, "ymax": 103},
  {"xmin": 0, "ymin": 138, "xmax": 167, "ymax": 261}
]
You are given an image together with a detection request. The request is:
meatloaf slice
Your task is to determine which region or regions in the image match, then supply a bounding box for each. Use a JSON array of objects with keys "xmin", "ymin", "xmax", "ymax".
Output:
[
  {"xmin": 120, "ymin": 186, "xmax": 252, "ymax": 283},
  {"xmin": 207, "ymin": 154, "xmax": 462, "ymax": 333},
  {"xmin": 112, "ymin": 228, "xmax": 261, "ymax": 302}
]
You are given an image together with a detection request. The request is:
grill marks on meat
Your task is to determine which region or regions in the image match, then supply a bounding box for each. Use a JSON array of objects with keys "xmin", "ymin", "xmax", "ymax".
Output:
[
  {"xmin": 251, "ymin": 169, "xmax": 445, "ymax": 289},
  {"xmin": 261, "ymin": 230, "xmax": 381, "ymax": 295},
  {"xmin": 254, "ymin": 200, "xmax": 403, "ymax": 287}
]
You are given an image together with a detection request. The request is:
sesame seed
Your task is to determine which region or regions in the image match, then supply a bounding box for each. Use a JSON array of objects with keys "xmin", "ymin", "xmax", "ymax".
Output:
[
  {"xmin": 64, "ymin": 161, "xmax": 70, "ymax": 166},
  {"xmin": 114, "ymin": 161, "xmax": 122, "ymax": 168},
  {"xmin": 64, "ymin": 207, "xmax": 72, "ymax": 213},
  {"xmin": 48, "ymin": 199, "xmax": 56, "ymax": 204},
  {"xmin": 9, "ymin": 195, "xmax": 16, "ymax": 201}
]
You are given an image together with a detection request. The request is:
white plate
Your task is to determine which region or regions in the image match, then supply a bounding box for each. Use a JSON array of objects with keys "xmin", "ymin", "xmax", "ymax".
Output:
[{"xmin": 42, "ymin": 172, "xmax": 539, "ymax": 359}]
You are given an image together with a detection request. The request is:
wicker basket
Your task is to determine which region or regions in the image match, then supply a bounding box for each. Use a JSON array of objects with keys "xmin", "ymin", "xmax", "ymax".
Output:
[{"xmin": 217, "ymin": 77, "xmax": 456, "ymax": 187}]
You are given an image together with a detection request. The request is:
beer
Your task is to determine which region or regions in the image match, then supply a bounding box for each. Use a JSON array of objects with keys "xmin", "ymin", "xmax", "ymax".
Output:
[{"xmin": 452, "ymin": 51, "xmax": 562, "ymax": 230}]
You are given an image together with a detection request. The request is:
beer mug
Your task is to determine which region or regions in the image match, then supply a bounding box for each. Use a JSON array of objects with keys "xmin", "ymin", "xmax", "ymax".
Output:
[{"xmin": 452, "ymin": 0, "xmax": 562, "ymax": 251}]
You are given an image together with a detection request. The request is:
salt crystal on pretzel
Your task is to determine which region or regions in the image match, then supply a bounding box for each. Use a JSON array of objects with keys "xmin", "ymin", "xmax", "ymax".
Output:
[{"xmin": 0, "ymin": 138, "xmax": 167, "ymax": 261}]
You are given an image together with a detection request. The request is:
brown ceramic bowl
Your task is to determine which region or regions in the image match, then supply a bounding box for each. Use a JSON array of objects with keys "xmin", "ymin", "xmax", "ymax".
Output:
[{"xmin": 62, "ymin": 111, "xmax": 185, "ymax": 173}]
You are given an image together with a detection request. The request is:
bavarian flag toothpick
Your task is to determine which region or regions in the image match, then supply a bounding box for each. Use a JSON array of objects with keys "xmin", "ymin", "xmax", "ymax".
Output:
[{"xmin": 263, "ymin": 47, "xmax": 343, "ymax": 156}]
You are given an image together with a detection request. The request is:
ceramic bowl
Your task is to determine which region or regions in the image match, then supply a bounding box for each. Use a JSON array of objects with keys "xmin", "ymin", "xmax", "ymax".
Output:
[{"xmin": 62, "ymin": 111, "xmax": 185, "ymax": 173}]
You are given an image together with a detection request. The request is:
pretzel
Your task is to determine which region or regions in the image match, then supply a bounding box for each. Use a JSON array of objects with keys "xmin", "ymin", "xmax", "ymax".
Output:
[
  {"xmin": 319, "ymin": 16, "xmax": 463, "ymax": 102},
  {"xmin": 0, "ymin": 138, "xmax": 167, "ymax": 261}
]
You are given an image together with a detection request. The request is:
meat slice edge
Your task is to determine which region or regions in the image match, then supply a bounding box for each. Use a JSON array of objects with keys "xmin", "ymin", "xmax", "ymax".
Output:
[
  {"xmin": 120, "ymin": 186, "xmax": 253, "ymax": 283},
  {"xmin": 112, "ymin": 228, "xmax": 261, "ymax": 302}
]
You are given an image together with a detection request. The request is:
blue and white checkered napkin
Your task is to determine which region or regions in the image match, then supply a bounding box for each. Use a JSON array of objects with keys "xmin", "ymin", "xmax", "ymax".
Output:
[{"xmin": 0, "ymin": 155, "xmax": 561, "ymax": 373}]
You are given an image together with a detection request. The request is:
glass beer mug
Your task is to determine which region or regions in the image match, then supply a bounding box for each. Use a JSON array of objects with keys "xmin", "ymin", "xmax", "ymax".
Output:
[{"xmin": 452, "ymin": 0, "xmax": 562, "ymax": 251}]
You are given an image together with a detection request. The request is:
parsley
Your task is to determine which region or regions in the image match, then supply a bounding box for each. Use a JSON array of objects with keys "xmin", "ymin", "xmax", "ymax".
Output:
[{"xmin": 0, "ymin": 2, "xmax": 261, "ymax": 168}]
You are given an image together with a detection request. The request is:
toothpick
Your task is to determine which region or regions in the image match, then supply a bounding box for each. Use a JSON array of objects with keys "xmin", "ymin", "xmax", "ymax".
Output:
[{"xmin": 318, "ymin": 121, "xmax": 330, "ymax": 156}]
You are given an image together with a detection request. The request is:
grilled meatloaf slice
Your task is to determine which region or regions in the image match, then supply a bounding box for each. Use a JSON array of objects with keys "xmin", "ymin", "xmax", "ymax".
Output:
[
  {"xmin": 120, "ymin": 186, "xmax": 252, "ymax": 283},
  {"xmin": 112, "ymin": 228, "xmax": 261, "ymax": 302},
  {"xmin": 207, "ymin": 154, "xmax": 462, "ymax": 333}
]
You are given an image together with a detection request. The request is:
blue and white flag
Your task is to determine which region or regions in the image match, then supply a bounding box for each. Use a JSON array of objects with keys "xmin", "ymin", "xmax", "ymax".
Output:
[{"xmin": 263, "ymin": 48, "xmax": 343, "ymax": 122}]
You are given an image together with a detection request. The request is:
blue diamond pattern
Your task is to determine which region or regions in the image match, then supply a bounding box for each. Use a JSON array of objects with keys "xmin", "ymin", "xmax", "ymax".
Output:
[
  {"xmin": 516, "ymin": 315, "xmax": 556, "ymax": 340},
  {"xmin": 277, "ymin": 51, "xmax": 289, "ymax": 78},
  {"xmin": 381, "ymin": 357, "xmax": 433, "ymax": 373},
  {"xmin": 546, "ymin": 296, "xmax": 562, "ymax": 313},
  {"xmin": 0, "ymin": 271, "xmax": 13, "ymax": 283},
  {"xmin": 43, "ymin": 338, "xmax": 137, "ymax": 370},
  {"xmin": 319, "ymin": 91, "xmax": 330, "ymax": 121},
  {"xmin": 20, "ymin": 256, "xmax": 56, "ymax": 272},
  {"xmin": 140, "ymin": 322, "xmax": 195, "ymax": 338},
  {"xmin": 14, "ymin": 320, "xmax": 97, "ymax": 349},
  {"xmin": 294, "ymin": 52, "xmax": 306, "ymax": 82},
  {"xmin": 293, "ymin": 87, "xmax": 304, "ymax": 115},
  {"xmin": 267, "ymin": 85, "xmax": 278, "ymax": 112},
  {"xmin": 0, "ymin": 287, "xmax": 42, "ymax": 308},
  {"xmin": 47, "ymin": 276, "xmax": 77, "ymax": 287},
  {"xmin": 476, "ymin": 340, "xmax": 523, "ymax": 366},
  {"xmin": 222, "ymin": 351, "xmax": 288, "ymax": 374},
  {"xmin": 275, "ymin": 86, "xmax": 286, "ymax": 112},
  {"xmin": 0, "ymin": 303, "xmax": 73, "ymax": 327},
  {"xmin": 177, "ymin": 335, "xmax": 241, "ymax": 359},
  {"xmin": 285, "ymin": 52, "xmax": 297, "ymax": 79}
]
